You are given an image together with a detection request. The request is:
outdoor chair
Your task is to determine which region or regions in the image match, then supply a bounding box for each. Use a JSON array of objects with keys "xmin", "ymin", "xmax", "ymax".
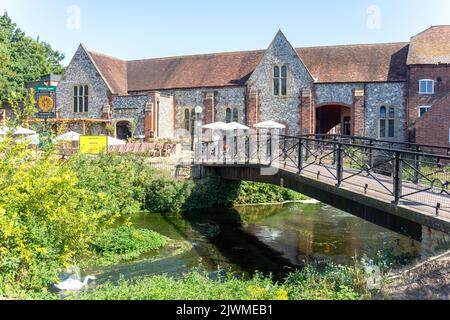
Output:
[
  {"xmin": 162, "ymin": 143, "xmax": 176, "ymax": 157},
  {"xmin": 152, "ymin": 143, "xmax": 164, "ymax": 157}
]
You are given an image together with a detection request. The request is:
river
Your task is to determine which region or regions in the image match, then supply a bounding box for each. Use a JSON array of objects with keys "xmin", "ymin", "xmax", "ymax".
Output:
[{"xmin": 86, "ymin": 202, "xmax": 450, "ymax": 284}]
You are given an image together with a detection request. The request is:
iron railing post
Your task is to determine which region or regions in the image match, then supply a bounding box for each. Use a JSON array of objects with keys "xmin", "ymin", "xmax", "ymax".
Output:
[
  {"xmin": 393, "ymin": 151, "xmax": 403, "ymax": 204},
  {"xmin": 233, "ymin": 135, "xmax": 237, "ymax": 164},
  {"xmin": 297, "ymin": 138, "xmax": 303, "ymax": 174},
  {"xmin": 368, "ymin": 140, "xmax": 374, "ymax": 169},
  {"xmin": 414, "ymin": 145, "xmax": 421, "ymax": 184},
  {"xmin": 336, "ymin": 143, "xmax": 343, "ymax": 187},
  {"xmin": 332, "ymin": 136, "xmax": 338, "ymax": 165},
  {"xmin": 268, "ymin": 132, "xmax": 272, "ymax": 165},
  {"xmin": 246, "ymin": 135, "xmax": 250, "ymax": 164},
  {"xmin": 257, "ymin": 132, "xmax": 260, "ymax": 164}
]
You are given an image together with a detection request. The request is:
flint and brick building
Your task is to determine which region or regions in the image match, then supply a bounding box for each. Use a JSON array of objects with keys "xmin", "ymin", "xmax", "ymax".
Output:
[{"xmin": 55, "ymin": 26, "xmax": 450, "ymax": 146}]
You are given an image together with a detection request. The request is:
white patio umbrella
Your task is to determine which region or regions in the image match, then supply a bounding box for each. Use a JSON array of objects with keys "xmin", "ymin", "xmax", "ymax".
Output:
[
  {"xmin": 0, "ymin": 127, "xmax": 36, "ymax": 135},
  {"xmin": 17, "ymin": 134, "xmax": 40, "ymax": 145},
  {"xmin": 55, "ymin": 131, "xmax": 81, "ymax": 142},
  {"xmin": 202, "ymin": 122, "xmax": 228, "ymax": 130},
  {"xmin": 107, "ymin": 136, "xmax": 126, "ymax": 146},
  {"xmin": 224, "ymin": 122, "xmax": 250, "ymax": 131},
  {"xmin": 14, "ymin": 127, "xmax": 36, "ymax": 135},
  {"xmin": 254, "ymin": 120, "xmax": 286, "ymax": 130}
]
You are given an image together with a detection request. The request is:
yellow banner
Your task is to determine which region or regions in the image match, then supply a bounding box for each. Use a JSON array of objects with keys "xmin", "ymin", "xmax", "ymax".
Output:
[{"xmin": 79, "ymin": 136, "xmax": 108, "ymax": 155}]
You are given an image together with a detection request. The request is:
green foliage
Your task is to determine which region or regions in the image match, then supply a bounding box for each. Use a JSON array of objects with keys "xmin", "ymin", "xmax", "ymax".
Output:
[
  {"xmin": 143, "ymin": 176, "xmax": 193, "ymax": 214},
  {"xmin": 73, "ymin": 272, "xmax": 286, "ymax": 301},
  {"xmin": 182, "ymin": 178, "xmax": 241, "ymax": 212},
  {"xmin": 71, "ymin": 263, "xmax": 371, "ymax": 301},
  {"xmin": 0, "ymin": 138, "xmax": 110, "ymax": 290},
  {"xmin": 94, "ymin": 226, "xmax": 166, "ymax": 256},
  {"xmin": 68, "ymin": 154, "xmax": 155, "ymax": 220},
  {"xmin": 284, "ymin": 263, "xmax": 370, "ymax": 300},
  {"xmin": 234, "ymin": 181, "xmax": 307, "ymax": 205},
  {"xmin": 0, "ymin": 12, "xmax": 65, "ymax": 102}
]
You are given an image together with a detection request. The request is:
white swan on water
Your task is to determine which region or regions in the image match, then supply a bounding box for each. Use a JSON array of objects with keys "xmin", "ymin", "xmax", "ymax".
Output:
[{"xmin": 54, "ymin": 276, "xmax": 96, "ymax": 291}]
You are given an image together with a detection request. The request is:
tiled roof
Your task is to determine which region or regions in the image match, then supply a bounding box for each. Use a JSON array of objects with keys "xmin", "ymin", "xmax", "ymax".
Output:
[
  {"xmin": 85, "ymin": 42, "xmax": 411, "ymax": 94},
  {"xmin": 126, "ymin": 50, "xmax": 264, "ymax": 92},
  {"xmin": 407, "ymin": 26, "xmax": 450, "ymax": 65},
  {"xmin": 87, "ymin": 50, "xmax": 128, "ymax": 95},
  {"xmin": 297, "ymin": 43, "xmax": 409, "ymax": 83}
]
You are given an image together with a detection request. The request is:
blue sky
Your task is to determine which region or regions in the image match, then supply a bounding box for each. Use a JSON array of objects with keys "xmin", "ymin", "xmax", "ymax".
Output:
[{"xmin": 1, "ymin": 0, "xmax": 450, "ymax": 65}]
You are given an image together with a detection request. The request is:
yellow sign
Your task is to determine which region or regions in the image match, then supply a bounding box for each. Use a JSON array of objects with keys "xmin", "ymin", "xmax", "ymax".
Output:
[
  {"xmin": 79, "ymin": 136, "xmax": 108, "ymax": 155},
  {"xmin": 38, "ymin": 96, "xmax": 54, "ymax": 112}
]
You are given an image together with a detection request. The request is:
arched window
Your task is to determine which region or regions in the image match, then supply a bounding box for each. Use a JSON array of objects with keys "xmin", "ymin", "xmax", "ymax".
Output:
[
  {"xmin": 73, "ymin": 85, "xmax": 89, "ymax": 113},
  {"xmin": 225, "ymin": 107, "xmax": 239, "ymax": 123},
  {"xmin": 225, "ymin": 108, "xmax": 232, "ymax": 123},
  {"xmin": 273, "ymin": 65, "xmax": 287, "ymax": 96},
  {"xmin": 379, "ymin": 106, "xmax": 396, "ymax": 139},
  {"xmin": 281, "ymin": 66, "xmax": 287, "ymax": 96},
  {"xmin": 273, "ymin": 66, "xmax": 280, "ymax": 96},
  {"xmin": 233, "ymin": 108, "xmax": 239, "ymax": 122}
]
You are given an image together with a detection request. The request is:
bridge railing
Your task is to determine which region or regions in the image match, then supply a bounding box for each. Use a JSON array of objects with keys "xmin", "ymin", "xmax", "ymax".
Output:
[
  {"xmin": 198, "ymin": 134, "xmax": 450, "ymax": 216},
  {"xmin": 298, "ymin": 134, "xmax": 450, "ymax": 157}
]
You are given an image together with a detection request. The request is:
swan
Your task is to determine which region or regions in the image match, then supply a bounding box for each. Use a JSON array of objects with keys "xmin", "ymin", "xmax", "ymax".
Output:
[{"xmin": 54, "ymin": 276, "xmax": 96, "ymax": 291}]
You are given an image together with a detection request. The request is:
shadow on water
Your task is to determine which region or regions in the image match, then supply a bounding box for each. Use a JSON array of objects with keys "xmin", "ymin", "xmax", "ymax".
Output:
[
  {"xmin": 85, "ymin": 203, "xmax": 450, "ymax": 285},
  {"xmin": 182, "ymin": 208, "xmax": 300, "ymax": 280}
]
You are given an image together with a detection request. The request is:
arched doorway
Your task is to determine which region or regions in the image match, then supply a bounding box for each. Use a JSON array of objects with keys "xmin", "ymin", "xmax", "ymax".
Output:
[
  {"xmin": 116, "ymin": 121, "xmax": 132, "ymax": 140},
  {"xmin": 316, "ymin": 105, "xmax": 351, "ymax": 136}
]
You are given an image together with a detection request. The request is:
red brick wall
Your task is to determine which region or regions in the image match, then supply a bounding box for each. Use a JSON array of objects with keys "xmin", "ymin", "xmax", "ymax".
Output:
[
  {"xmin": 203, "ymin": 92, "xmax": 215, "ymax": 124},
  {"xmin": 407, "ymin": 65, "xmax": 450, "ymax": 144},
  {"xmin": 246, "ymin": 88, "xmax": 260, "ymax": 128},
  {"xmin": 352, "ymin": 90, "xmax": 365, "ymax": 137},
  {"xmin": 300, "ymin": 89, "xmax": 312, "ymax": 134},
  {"xmin": 415, "ymin": 91, "xmax": 450, "ymax": 146}
]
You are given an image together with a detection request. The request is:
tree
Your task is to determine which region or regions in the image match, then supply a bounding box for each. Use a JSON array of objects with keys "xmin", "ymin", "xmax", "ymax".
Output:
[{"xmin": 0, "ymin": 11, "xmax": 65, "ymax": 103}]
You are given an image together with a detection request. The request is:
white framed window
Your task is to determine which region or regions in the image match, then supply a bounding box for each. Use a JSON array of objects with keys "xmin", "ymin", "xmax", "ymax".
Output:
[
  {"xmin": 419, "ymin": 106, "xmax": 431, "ymax": 117},
  {"xmin": 419, "ymin": 79, "xmax": 434, "ymax": 94}
]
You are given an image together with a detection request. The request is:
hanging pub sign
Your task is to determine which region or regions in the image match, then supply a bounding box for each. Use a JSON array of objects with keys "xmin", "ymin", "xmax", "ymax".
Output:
[{"xmin": 35, "ymin": 86, "xmax": 57, "ymax": 119}]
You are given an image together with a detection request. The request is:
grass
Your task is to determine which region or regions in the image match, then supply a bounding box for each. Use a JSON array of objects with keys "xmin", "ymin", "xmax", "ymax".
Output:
[
  {"xmin": 88, "ymin": 226, "xmax": 167, "ymax": 266},
  {"xmin": 67, "ymin": 262, "xmax": 373, "ymax": 301}
]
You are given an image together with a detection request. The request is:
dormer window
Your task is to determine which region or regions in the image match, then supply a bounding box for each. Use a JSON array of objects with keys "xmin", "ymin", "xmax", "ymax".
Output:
[
  {"xmin": 273, "ymin": 65, "xmax": 287, "ymax": 96},
  {"xmin": 419, "ymin": 79, "xmax": 434, "ymax": 94}
]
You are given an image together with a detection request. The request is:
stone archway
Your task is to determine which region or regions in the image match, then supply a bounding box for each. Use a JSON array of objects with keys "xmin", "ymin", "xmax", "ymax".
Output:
[
  {"xmin": 315, "ymin": 104, "xmax": 352, "ymax": 135},
  {"xmin": 116, "ymin": 121, "xmax": 132, "ymax": 140}
]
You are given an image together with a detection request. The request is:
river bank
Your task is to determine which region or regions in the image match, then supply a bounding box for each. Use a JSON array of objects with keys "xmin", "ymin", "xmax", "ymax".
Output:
[{"xmin": 380, "ymin": 251, "xmax": 450, "ymax": 300}]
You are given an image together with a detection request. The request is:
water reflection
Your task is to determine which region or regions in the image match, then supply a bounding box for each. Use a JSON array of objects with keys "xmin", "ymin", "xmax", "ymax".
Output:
[{"xmin": 87, "ymin": 202, "xmax": 450, "ymax": 283}]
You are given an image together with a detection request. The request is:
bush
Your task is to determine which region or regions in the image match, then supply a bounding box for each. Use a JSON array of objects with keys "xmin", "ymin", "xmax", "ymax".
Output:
[
  {"xmin": 284, "ymin": 263, "xmax": 370, "ymax": 300},
  {"xmin": 143, "ymin": 175, "xmax": 193, "ymax": 214},
  {"xmin": 182, "ymin": 178, "xmax": 241, "ymax": 211},
  {"xmin": 69, "ymin": 154, "xmax": 155, "ymax": 220},
  {"xmin": 234, "ymin": 181, "xmax": 308, "ymax": 205},
  {"xmin": 94, "ymin": 226, "xmax": 166, "ymax": 256},
  {"xmin": 0, "ymin": 138, "xmax": 109, "ymax": 290}
]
